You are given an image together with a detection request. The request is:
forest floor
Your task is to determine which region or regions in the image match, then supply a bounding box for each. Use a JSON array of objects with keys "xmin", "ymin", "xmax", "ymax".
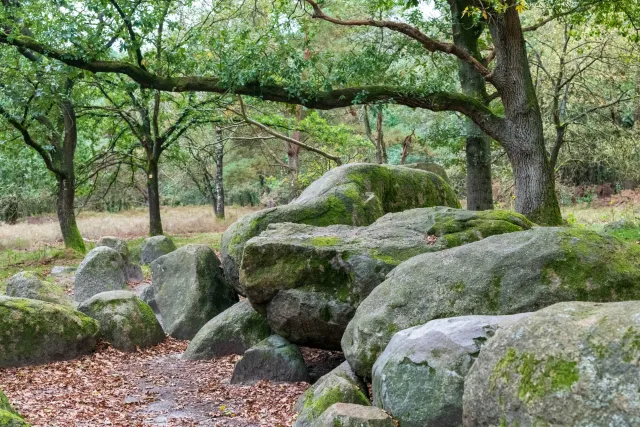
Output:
[{"xmin": 1, "ymin": 199, "xmax": 640, "ymax": 425}]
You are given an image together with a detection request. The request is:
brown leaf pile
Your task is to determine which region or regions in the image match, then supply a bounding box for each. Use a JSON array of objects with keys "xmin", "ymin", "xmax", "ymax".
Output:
[{"xmin": 0, "ymin": 339, "xmax": 309, "ymax": 426}]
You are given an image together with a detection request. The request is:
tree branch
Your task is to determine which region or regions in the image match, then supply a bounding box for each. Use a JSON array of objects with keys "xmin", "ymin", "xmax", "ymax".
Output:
[{"xmin": 304, "ymin": 0, "xmax": 491, "ymax": 79}]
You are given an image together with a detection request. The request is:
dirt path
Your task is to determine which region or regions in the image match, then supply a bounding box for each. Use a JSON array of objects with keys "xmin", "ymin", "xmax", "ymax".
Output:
[{"xmin": 0, "ymin": 339, "xmax": 329, "ymax": 426}]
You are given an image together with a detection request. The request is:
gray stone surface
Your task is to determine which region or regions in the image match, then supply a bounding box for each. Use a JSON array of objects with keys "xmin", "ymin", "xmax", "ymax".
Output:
[
  {"xmin": 151, "ymin": 244, "xmax": 237, "ymax": 340},
  {"xmin": 372, "ymin": 314, "xmax": 530, "ymax": 427},
  {"xmin": 230, "ymin": 335, "xmax": 309, "ymax": 384},
  {"xmin": 183, "ymin": 300, "xmax": 271, "ymax": 360},
  {"xmin": 74, "ymin": 246, "xmax": 126, "ymax": 303},
  {"xmin": 78, "ymin": 291, "xmax": 165, "ymax": 352},
  {"xmin": 294, "ymin": 362, "xmax": 369, "ymax": 427},
  {"xmin": 463, "ymin": 301, "xmax": 640, "ymax": 427},
  {"xmin": 96, "ymin": 236, "xmax": 144, "ymax": 282},
  {"xmin": 6, "ymin": 271, "xmax": 70, "ymax": 305},
  {"xmin": 241, "ymin": 207, "xmax": 532, "ymax": 349},
  {"xmin": 96, "ymin": 236, "xmax": 130, "ymax": 260},
  {"xmin": 312, "ymin": 403, "xmax": 395, "ymax": 427},
  {"xmin": 222, "ymin": 163, "xmax": 460, "ymax": 296},
  {"xmin": 0, "ymin": 296, "xmax": 99, "ymax": 367},
  {"xmin": 139, "ymin": 284, "xmax": 158, "ymax": 312},
  {"xmin": 141, "ymin": 236, "xmax": 177, "ymax": 265},
  {"xmin": 342, "ymin": 227, "xmax": 640, "ymax": 377}
]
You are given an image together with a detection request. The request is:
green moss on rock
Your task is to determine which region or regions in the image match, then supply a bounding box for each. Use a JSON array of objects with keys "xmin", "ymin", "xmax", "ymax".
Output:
[{"xmin": 0, "ymin": 297, "xmax": 99, "ymax": 368}]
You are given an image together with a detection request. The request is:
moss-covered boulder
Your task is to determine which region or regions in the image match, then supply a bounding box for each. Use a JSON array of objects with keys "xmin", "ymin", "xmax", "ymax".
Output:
[
  {"xmin": 372, "ymin": 314, "xmax": 530, "ymax": 427},
  {"xmin": 312, "ymin": 403, "xmax": 395, "ymax": 427},
  {"xmin": 151, "ymin": 245, "xmax": 238, "ymax": 339},
  {"xmin": 6, "ymin": 272, "xmax": 70, "ymax": 306},
  {"xmin": 342, "ymin": 227, "xmax": 640, "ymax": 378},
  {"xmin": 294, "ymin": 362, "xmax": 369, "ymax": 427},
  {"xmin": 222, "ymin": 163, "xmax": 460, "ymax": 296},
  {"xmin": 141, "ymin": 236, "xmax": 177, "ymax": 265},
  {"xmin": 230, "ymin": 335, "xmax": 309, "ymax": 384},
  {"xmin": 78, "ymin": 291, "xmax": 165, "ymax": 352},
  {"xmin": 404, "ymin": 162, "xmax": 451, "ymax": 183},
  {"xmin": 0, "ymin": 296, "xmax": 99, "ymax": 367},
  {"xmin": 463, "ymin": 301, "xmax": 640, "ymax": 426},
  {"xmin": 74, "ymin": 246, "xmax": 126, "ymax": 303},
  {"xmin": 0, "ymin": 389, "xmax": 29, "ymax": 427},
  {"xmin": 183, "ymin": 300, "xmax": 271, "ymax": 360},
  {"xmin": 240, "ymin": 207, "xmax": 532, "ymax": 349}
]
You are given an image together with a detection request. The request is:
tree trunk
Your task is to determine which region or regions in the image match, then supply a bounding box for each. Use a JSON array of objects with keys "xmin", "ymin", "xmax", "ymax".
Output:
[
  {"xmin": 214, "ymin": 127, "xmax": 225, "ymax": 219},
  {"xmin": 488, "ymin": 6, "xmax": 562, "ymax": 225},
  {"xmin": 452, "ymin": 0, "xmax": 493, "ymax": 211},
  {"xmin": 465, "ymin": 132, "xmax": 493, "ymax": 210},
  {"xmin": 57, "ymin": 98, "xmax": 85, "ymax": 253},
  {"xmin": 375, "ymin": 110, "xmax": 387, "ymax": 164},
  {"xmin": 550, "ymin": 125, "xmax": 566, "ymax": 171},
  {"xmin": 147, "ymin": 158, "xmax": 163, "ymax": 236},
  {"xmin": 56, "ymin": 175, "xmax": 84, "ymax": 253}
]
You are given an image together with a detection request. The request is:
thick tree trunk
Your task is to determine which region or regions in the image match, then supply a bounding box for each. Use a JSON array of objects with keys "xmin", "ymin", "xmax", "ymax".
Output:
[
  {"xmin": 56, "ymin": 175, "xmax": 84, "ymax": 253},
  {"xmin": 465, "ymin": 132, "xmax": 493, "ymax": 210},
  {"xmin": 214, "ymin": 127, "xmax": 225, "ymax": 219},
  {"xmin": 147, "ymin": 159, "xmax": 163, "ymax": 236},
  {"xmin": 57, "ymin": 99, "xmax": 85, "ymax": 253},
  {"xmin": 488, "ymin": 6, "xmax": 562, "ymax": 225},
  {"xmin": 451, "ymin": 0, "xmax": 493, "ymax": 211}
]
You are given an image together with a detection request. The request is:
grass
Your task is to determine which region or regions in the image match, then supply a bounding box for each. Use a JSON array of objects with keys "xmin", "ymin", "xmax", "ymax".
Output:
[{"xmin": 0, "ymin": 205, "xmax": 258, "ymax": 292}]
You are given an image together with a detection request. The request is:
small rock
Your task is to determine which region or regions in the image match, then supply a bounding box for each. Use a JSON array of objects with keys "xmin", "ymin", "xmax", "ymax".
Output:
[
  {"xmin": 294, "ymin": 362, "xmax": 369, "ymax": 427},
  {"xmin": 231, "ymin": 335, "xmax": 309, "ymax": 384},
  {"xmin": 96, "ymin": 236, "xmax": 130, "ymax": 260},
  {"xmin": 151, "ymin": 245, "xmax": 237, "ymax": 339},
  {"xmin": 141, "ymin": 236, "xmax": 177, "ymax": 265},
  {"xmin": 312, "ymin": 403, "xmax": 394, "ymax": 427},
  {"xmin": 0, "ymin": 296, "xmax": 99, "ymax": 367},
  {"xmin": 78, "ymin": 291, "xmax": 165, "ymax": 352},
  {"xmin": 50, "ymin": 266, "xmax": 77, "ymax": 276},
  {"xmin": 139, "ymin": 284, "xmax": 158, "ymax": 312},
  {"xmin": 183, "ymin": 300, "xmax": 271, "ymax": 360},
  {"xmin": 74, "ymin": 246, "xmax": 126, "ymax": 303},
  {"xmin": 124, "ymin": 263, "xmax": 144, "ymax": 283},
  {"xmin": 6, "ymin": 271, "xmax": 70, "ymax": 305}
]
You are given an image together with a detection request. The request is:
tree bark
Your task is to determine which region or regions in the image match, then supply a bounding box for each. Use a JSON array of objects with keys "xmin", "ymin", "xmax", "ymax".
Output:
[
  {"xmin": 214, "ymin": 126, "xmax": 225, "ymax": 219},
  {"xmin": 375, "ymin": 110, "xmax": 387, "ymax": 164},
  {"xmin": 451, "ymin": 0, "xmax": 493, "ymax": 211},
  {"xmin": 146, "ymin": 158, "xmax": 163, "ymax": 236},
  {"xmin": 489, "ymin": 6, "xmax": 561, "ymax": 224},
  {"xmin": 56, "ymin": 98, "xmax": 85, "ymax": 252}
]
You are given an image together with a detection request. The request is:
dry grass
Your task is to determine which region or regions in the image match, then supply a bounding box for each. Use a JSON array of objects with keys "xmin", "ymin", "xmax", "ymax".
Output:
[{"xmin": 0, "ymin": 205, "xmax": 259, "ymax": 250}]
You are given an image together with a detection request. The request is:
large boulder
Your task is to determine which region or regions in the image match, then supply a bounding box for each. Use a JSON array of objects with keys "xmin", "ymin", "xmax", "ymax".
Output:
[
  {"xmin": 78, "ymin": 291, "xmax": 165, "ymax": 352},
  {"xmin": 372, "ymin": 314, "xmax": 530, "ymax": 427},
  {"xmin": 0, "ymin": 389, "xmax": 29, "ymax": 427},
  {"xmin": 312, "ymin": 403, "xmax": 395, "ymax": 427},
  {"xmin": 230, "ymin": 335, "xmax": 309, "ymax": 384},
  {"xmin": 151, "ymin": 245, "xmax": 237, "ymax": 339},
  {"xmin": 183, "ymin": 300, "xmax": 271, "ymax": 360},
  {"xmin": 222, "ymin": 163, "xmax": 460, "ymax": 295},
  {"xmin": 463, "ymin": 301, "xmax": 640, "ymax": 426},
  {"xmin": 294, "ymin": 362, "xmax": 369, "ymax": 427},
  {"xmin": 74, "ymin": 246, "xmax": 126, "ymax": 303},
  {"xmin": 342, "ymin": 227, "xmax": 640, "ymax": 378},
  {"xmin": 241, "ymin": 208, "xmax": 532, "ymax": 348},
  {"xmin": 6, "ymin": 272, "xmax": 70, "ymax": 306},
  {"xmin": 0, "ymin": 296, "xmax": 99, "ymax": 367},
  {"xmin": 140, "ymin": 235, "xmax": 177, "ymax": 265}
]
